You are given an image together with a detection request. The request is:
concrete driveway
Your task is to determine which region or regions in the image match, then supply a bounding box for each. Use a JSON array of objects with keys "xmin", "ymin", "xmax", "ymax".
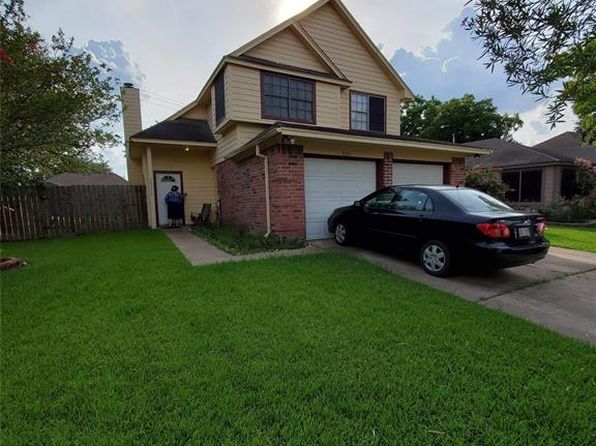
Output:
[{"xmin": 337, "ymin": 243, "xmax": 596, "ymax": 345}]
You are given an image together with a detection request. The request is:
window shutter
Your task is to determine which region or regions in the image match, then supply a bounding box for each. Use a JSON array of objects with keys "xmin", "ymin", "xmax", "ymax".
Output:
[{"xmin": 368, "ymin": 96, "xmax": 385, "ymax": 132}]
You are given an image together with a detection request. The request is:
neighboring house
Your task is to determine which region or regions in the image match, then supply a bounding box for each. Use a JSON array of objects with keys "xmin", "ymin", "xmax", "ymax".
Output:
[
  {"xmin": 45, "ymin": 172, "xmax": 128, "ymax": 186},
  {"xmin": 466, "ymin": 132, "xmax": 596, "ymax": 205},
  {"xmin": 121, "ymin": 0, "xmax": 489, "ymax": 239}
]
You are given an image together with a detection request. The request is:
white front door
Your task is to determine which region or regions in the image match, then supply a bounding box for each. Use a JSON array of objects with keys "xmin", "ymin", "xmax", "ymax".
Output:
[
  {"xmin": 393, "ymin": 163, "xmax": 444, "ymax": 185},
  {"xmin": 154, "ymin": 172, "xmax": 183, "ymax": 227},
  {"xmin": 304, "ymin": 158, "xmax": 376, "ymax": 239}
]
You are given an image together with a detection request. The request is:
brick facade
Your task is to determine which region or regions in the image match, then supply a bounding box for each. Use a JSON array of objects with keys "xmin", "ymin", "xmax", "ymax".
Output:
[
  {"xmin": 444, "ymin": 157, "xmax": 466, "ymax": 186},
  {"xmin": 216, "ymin": 144, "xmax": 306, "ymax": 238},
  {"xmin": 216, "ymin": 154, "xmax": 267, "ymax": 234},
  {"xmin": 376, "ymin": 152, "xmax": 393, "ymax": 189},
  {"xmin": 268, "ymin": 145, "xmax": 306, "ymax": 238}
]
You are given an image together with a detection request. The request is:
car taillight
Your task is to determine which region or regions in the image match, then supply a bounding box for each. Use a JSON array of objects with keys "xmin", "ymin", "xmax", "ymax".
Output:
[
  {"xmin": 476, "ymin": 223, "xmax": 511, "ymax": 239},
  {"xmin": 536, "ymin": 220, "xmax": 547, "ymax": 236}
]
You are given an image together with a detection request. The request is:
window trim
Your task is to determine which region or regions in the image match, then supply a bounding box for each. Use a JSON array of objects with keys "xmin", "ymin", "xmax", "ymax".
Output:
[
  {"xmin": 260, "ymin": 71, "xmax": 316, "ymax": 125},
  {"xmin": 349, "ymin": 90, "xmax": 387, "ymax": 133}
]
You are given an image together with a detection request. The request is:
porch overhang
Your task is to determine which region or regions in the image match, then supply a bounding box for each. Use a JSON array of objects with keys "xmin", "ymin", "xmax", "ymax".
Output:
[{"xmin": 230, "ymin": 123, "xmax": 492, "ymax": 161}]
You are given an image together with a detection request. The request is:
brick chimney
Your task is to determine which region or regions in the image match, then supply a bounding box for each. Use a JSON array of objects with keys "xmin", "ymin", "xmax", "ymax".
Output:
[{"xmin": 120, "ymin": 83, "xmax": 142, "ymax": 156}]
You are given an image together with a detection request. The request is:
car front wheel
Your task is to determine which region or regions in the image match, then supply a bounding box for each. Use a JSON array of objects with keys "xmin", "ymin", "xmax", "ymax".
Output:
[
  {"xmin": 334, "ymin": 222, "xmax": 350, "ymax": 246},
  {"xmin": 420, "ymin": 240, "xmax": 451, "ymax": 277}
]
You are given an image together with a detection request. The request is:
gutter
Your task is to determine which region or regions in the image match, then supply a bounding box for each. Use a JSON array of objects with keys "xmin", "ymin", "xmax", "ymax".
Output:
[{"xmin": 255, "ymin": 144, "xmax": 271, "ymax": 237}]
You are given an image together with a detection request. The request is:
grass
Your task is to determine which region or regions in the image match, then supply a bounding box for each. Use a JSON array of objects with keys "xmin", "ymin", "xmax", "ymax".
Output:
[
  {"xmin": 193, "ymin": 224, "xmax": 305, "ymax": 255},
  {"xmin": 1, "ymin": 230, "xmax": 595, "ymax": 445},
  {"xmin": 546, "ymin": 225, "xmax": 596, "ymax": 253}
]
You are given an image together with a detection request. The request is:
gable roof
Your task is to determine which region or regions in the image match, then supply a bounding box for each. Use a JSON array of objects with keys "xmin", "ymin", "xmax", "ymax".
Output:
[
  {"xmin": 168, "ymin": 0, "xmax": 413, "ymax": 121},
  {"xmin": 130, "ymin": 118, "xmax": 216, "ymax": 144},
  {"xmin": 533, "ymin": 131, "xmax": 596, "ymax": 163},
  {"xmin": 46, "ymin": 172, "xmax": 127, "ymax": 186},
  {"xmin": 231, "ymin": 0, "xmax": 412, "ymax": 96},
  {"xmin": 466, "ymin": 138, "xmax": 557, "ymax": 168},
  {"xmin": 466, "ymin": 134, "xmax": 596, "ymax": 168}
]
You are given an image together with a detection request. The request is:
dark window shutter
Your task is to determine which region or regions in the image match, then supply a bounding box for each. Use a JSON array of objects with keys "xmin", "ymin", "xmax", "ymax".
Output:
[
  {"xmin": 215, "ymin": 73, "xmax": 225, "ymax": 124},
  {"xmin": 368, "ymin": 96, "xmax": 385, "ymax": 132}
]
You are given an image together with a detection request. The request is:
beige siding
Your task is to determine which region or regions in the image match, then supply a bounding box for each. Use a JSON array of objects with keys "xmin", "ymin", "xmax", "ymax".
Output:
[
  {"xmin": 300, "ymin": 3, "xmax": 402, "ymax": 134},
  {"xmin": 226, "ymin": 63, "xmax": 341, "ymax": 128},
  {"xmin": 542, "ymin": 165, "xmax": 559, "ymax": 204},
  {"xmin": 180, "ymin": 103, "xmax": 208, "ymax": 120},
  {"xmin": 127, "ymin": 157, "xmax": 144, "ymax": 184},
  {"xmin": 213, "ymin": 122, "xmax": 267, "ymax": 164},
  {"xmin": 151, "ymin": 146, "xmax": 217, "ymax": 222},
  {"xmin": 304, "ymin": 141, "xmax": 455, "ymax": 163},
  {"xmin": 245, "ymin": 27, "xmax": 329, "ymax": 73}
]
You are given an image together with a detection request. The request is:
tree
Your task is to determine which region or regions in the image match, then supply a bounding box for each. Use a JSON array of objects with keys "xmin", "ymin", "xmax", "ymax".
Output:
[
  {"xmin": 463, "ymin": 0, "xmax": 596, "ymax": 143},
  {"xmin": 401, "ymin": 94, "xmax": 522, "ymax": 143},
  {"xmin": 0, "ymin": 0, "xmax": 119, "ymax": 186}
]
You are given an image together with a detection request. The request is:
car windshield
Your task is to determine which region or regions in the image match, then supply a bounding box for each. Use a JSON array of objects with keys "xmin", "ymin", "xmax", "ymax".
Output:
[{"xmin": 443, "ymin": 189, "xmax": 513, "ymax": 212}]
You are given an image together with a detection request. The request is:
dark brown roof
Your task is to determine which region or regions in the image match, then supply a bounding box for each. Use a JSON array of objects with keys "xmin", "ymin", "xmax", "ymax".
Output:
[
  {"xmin": 46, "ymin": 172, "xmax": 128, "ymax": 186},
  {"xmin": 533, "ymin": 131, "xmax": 596, "ymax": 163},
  {"xmin": 131, "ymin": 118, "xmax": 216, "ymax": 143},
  {"xmin": 465, "ymin": 138, "xmax": 556, "ymax": 168},
  {"xmin": 466, "ymin": 133, "xmax": 596, "ymax": 168}
]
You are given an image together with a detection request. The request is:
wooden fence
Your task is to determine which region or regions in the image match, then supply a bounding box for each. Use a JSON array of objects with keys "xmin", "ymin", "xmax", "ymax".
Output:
[{"xmin": 0, "ymin": 185, "xmax": 148, "ymax": 241}]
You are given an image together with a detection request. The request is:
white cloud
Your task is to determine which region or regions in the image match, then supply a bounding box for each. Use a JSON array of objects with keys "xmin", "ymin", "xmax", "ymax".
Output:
[{"xmin": 513, "ymin": 104, "xmax": 577, "ymax": 147}]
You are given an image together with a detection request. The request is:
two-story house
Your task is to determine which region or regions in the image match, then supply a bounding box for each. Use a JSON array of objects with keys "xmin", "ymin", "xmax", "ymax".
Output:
[{"xmin": 121, "ymin": 0, "xmax": 489, "ymax": 239}]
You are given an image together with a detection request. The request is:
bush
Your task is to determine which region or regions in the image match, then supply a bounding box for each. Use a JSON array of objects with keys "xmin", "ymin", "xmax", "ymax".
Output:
[
  {"xmin": 464, "ymin": 165, "xmax": 508, "ymax": 199},
  {"xmin": 538, "ymin": 198, "xmax": 596, "ymax": 222}
]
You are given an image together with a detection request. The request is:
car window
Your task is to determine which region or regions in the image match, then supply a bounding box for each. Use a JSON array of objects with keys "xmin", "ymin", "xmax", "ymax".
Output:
[
  {"xmin": 364, "ymin": 188, "xmax": 397, "ymax": 210},
  {"xmin": 393, "ymin": 189, "xmax": 433, "ymax": 212},
  {"xmin": 443, "ymin": 189, "xmax": 512, "ymax": 212}
]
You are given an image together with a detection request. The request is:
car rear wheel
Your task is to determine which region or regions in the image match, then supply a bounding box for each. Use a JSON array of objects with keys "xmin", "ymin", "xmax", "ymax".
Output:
[
  {"xmin": 420, "ymin": 240, "xmax": 451, "ymax": 277},
  {"xmin": 334, "ymin": 222, "xmax": 350, "ymax": 246}
]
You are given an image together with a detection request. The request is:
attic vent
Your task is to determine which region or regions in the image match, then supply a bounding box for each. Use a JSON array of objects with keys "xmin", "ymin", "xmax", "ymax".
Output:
[{"xmin": 161, "ymin": 175, "xmax": 176, "ymax": 182}]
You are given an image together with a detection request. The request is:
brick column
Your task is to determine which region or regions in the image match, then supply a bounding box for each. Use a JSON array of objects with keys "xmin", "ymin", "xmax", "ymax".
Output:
[
  {"xmin": 376, "ymin": 152, "xmax": 393, "ymax": 189},
  {"xmin": 268, "ymin": 144, "xmax": 306, "ymax": 239},
  {"xmin": 445, "ymin": 157, "xmax": 466, "ymax": 186}
]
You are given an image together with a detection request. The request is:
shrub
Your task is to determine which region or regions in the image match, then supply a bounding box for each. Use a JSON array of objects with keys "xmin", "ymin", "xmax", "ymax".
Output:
[
  {"xmin": 538, "ymin": 198, "xmax": 596, "ymax": 222},
  {"xmin": 574, "ymin": 157, "xmax": 596, "ymax": 198},
  {"xmin": 464, "ymin": 165, "xmax": 508, "ymax": 199}
]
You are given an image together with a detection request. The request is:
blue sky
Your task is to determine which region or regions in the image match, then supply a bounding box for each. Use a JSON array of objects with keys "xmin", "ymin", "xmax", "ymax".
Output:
[{"xmin": 25, "ymin": 0, "xmax": 576, "ymax": 177}]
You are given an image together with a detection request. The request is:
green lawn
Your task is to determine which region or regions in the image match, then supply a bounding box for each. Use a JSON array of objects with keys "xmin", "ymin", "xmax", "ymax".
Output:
[
  {"xmin": 1, "ymin": 231, "xmax": 595, "ymax": 445},
  {"xmin": 193, "ymin": 224, "xmax": 305, "ymax": 255},
  {"xmin": 546, "ymin": 225, "xmax": 596, "ymax": 253}
]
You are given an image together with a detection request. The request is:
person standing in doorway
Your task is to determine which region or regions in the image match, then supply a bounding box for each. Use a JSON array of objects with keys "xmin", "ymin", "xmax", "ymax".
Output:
[{"xmin": 165, "ymin": 185, "xmax": 184, "ymax": 228}]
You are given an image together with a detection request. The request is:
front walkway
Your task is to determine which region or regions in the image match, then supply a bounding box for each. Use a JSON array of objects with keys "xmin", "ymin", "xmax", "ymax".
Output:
[{"xmin": 164, "ymin": 228, "xmax": 326, "ymax": 266}]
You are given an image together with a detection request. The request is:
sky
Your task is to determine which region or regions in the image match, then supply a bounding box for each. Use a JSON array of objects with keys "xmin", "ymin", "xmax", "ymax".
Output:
[{"xmin": 25, "ymin": 0, "xmax": 577, "ymax": 178}]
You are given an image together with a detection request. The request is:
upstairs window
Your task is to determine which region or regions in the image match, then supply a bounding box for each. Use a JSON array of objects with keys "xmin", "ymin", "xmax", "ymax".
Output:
[
  {"xmin": 350, "ymin": 92, "xmax": 386, "ymax": 132},
  {"xmin": 261, "ymin": 72, "xmax": 315, "ymax": 124},
  {"xmin": 214, "ymin": 72, "xmax": 225, "ymax": 125}
]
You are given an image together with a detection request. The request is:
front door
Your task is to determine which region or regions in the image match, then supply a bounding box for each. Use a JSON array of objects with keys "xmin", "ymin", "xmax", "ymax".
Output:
[{"xmin": 154, "ymin": 172, "xmax": 183, "ymax": 227}]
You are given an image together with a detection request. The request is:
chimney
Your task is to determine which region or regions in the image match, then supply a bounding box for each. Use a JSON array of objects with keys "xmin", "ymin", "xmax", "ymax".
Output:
[{"xmin": 121, "ymin": 83, "xmax": 143, "ymax": 156}]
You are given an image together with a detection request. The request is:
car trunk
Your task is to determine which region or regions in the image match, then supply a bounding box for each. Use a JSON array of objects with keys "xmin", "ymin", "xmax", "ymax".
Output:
[{"xmin": 478, "ymin": 212, "xmax": 545, "ymax": 246}]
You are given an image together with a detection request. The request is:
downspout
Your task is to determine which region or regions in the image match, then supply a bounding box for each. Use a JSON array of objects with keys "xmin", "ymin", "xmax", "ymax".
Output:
[{"xmin": 255, "ymin": 144, "xmax": 271, "ymax": 237}]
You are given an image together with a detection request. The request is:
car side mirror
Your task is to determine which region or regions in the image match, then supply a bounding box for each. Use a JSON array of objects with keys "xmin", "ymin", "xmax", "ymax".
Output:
[{"xmin": 353, "ymin": 200, "xmax": 361, "ymax": 207}]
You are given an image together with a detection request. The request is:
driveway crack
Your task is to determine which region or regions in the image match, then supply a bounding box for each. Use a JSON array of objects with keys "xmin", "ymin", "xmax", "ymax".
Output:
[{"xmin": 478, "ymin": 266, "xmax": 596, "ymax": 302}]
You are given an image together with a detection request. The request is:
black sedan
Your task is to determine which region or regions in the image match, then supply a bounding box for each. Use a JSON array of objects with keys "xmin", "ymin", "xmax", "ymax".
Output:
[{"xmin": 328, "ymin": 185, "xmax": 549, "ymax": 277}]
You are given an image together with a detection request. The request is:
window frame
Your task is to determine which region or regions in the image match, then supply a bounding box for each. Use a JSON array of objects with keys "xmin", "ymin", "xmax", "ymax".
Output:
[
  {"xmin": 350, "ymin": 90, "xmax": 387, "ymax": 133},
  {"xmin": 502, "ymin": 169, "xmax": 543, "ymax": 202},
  {"xmin": 214, "ymin": 72, "xmax": 226, "ymax": 125},
  {"xmin": 260, "ymin": 71, "xmax": 316, "ymax": 124}
]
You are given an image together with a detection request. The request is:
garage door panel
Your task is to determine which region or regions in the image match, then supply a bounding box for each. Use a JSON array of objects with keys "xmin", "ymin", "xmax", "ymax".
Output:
[
  {"xmin": 304, "ymin": 158, "xmax": 376, "ymax": 239},
  {"xmin": 393, "ymin": 163, "xmax": 443, "ymax": 185}
]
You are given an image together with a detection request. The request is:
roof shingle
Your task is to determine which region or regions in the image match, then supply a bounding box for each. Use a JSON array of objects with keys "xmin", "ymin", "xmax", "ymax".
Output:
[{"xmin": 131, "ymin": 118, "xmax": 216, "ymax": 144}]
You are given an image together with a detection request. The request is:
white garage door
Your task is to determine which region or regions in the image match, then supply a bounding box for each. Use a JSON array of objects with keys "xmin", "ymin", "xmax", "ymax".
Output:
[
  {"xmin": 304, "ymin": 158, "xmax": 376, "ymax": 239},
  {"xmin": 393, "ymin": 163, "xmax": 444, "ymax": 185}
]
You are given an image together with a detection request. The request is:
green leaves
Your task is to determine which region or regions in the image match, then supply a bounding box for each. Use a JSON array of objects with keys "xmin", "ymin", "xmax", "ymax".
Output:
[
  {"xmin": 401, "ymin": 94, "xmax": 522, "ymax": 143},
  {"xmin": 464, "ymin": 0, "xmax": 595, "ymax": 142},
  {"xmin": 0, "ymin": 0, "xmax": 119, "ymax": 186}
]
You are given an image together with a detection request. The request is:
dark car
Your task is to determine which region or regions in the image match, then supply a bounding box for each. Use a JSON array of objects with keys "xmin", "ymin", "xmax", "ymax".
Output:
[{"xmin": 327, "ymin": 185, "xmax": 549, "ymax": 277}]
